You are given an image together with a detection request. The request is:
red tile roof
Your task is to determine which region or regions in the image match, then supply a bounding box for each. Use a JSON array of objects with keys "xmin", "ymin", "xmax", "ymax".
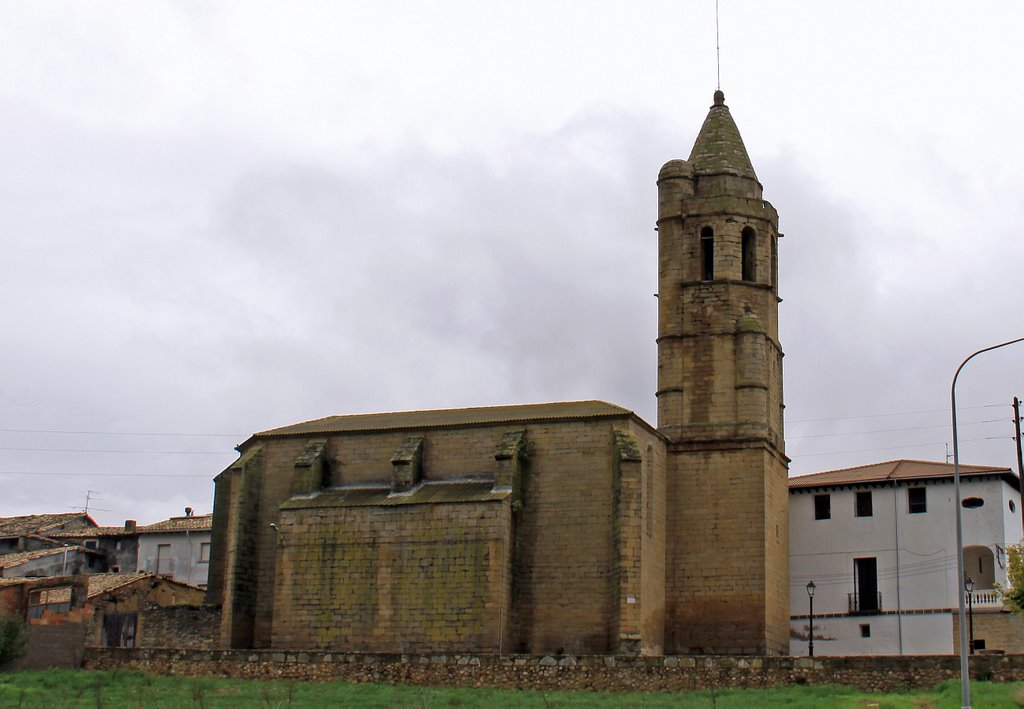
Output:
[
  {"xmin": 86, "ymin": 571, "xmax": 152, "ymax": 597},
  {"xmin": 789, "ymin": 459, "xmax": 1015, "ymax": 490},
  {"xmin": 136, "ymin": 514, "xmax": 212, "ymax": 534},
  {"xmin": 50, "ymin": 526, "xmax": 137, "ymax": 539},
  {"xmin": 0, "ymin": 513, "xmax": 96, "ymax": 538},
  {"xmin": 0, "ymin": 546, "xmax": 86, "ymax": 570}
]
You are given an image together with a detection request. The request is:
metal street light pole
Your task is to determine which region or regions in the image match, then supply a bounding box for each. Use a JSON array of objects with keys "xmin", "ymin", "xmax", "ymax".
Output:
[
  {"xmin": 965, "ymin": 577, "xmax": 975, "ymax": 656},
  {"xmin": 806, "ymin": 580, "xmax": 816, "ymax": 658},
  {"xmin": 951, "ymin": 336, "xmax": 1024, "ymax": 709}
]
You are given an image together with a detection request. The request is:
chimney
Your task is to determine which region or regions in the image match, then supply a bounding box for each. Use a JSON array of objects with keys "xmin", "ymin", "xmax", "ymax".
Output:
[
  {"xmin": 124, "ymin": 520, "xmax": 136, "ymax": 532},
  {"xmin": 184, "ymin": 507, "xmax": 193, "ymax": 517}
]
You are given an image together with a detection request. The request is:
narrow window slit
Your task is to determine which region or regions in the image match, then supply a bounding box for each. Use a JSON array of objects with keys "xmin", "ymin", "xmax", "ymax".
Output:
[{"xmin": 700, "ymin": 227, "xmax": 714, "ymax": 280}]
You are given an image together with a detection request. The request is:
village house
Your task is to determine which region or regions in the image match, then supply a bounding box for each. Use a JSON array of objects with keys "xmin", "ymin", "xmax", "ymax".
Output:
[
  {"xmin": 0, "ymin": 512, "xmax": 96, "ymax": 555},
  {"xmin": 0, "ymin": 570, "xmax": 212, "ymax": 669},
  {"xmin": 51, "ymin": 520, "xmax": 141, "ymax": 574},
  {"xmin": 136, "ymin": 509, "xmax": 213, "ymax": 589},
  {"xmin": 789, "ymin": 459, "xmax": 1024, "ymax": 655}
]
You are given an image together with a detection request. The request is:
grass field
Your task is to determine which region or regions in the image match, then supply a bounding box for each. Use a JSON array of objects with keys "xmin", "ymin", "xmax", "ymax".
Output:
[{"xmin": 0, "ymin": 670, "xmax": 1022, "ymax": 708}]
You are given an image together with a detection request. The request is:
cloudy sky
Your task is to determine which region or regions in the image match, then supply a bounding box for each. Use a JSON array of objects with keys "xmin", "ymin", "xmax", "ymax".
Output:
[{"xmin": 2, "ymin": 1, "xmax": 1022, "ymax": 526}]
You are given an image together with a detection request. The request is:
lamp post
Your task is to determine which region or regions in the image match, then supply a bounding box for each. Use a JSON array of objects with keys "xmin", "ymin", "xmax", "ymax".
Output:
[
  {"xmin": 806, "ymin": 580, "xmax": 816, "ymax": 657},
  {"xmin": 951, "ymin": 337, "xmax": 1024, "ymax": 709},
  {"xmin": 965, "ymin": 577, "xmax": 975, "ymax": 656}
]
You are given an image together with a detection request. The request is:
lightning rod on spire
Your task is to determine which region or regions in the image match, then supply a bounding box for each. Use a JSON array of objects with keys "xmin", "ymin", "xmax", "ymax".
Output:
[{"xmin": 715, "ymin": 0, "xmax": 721, "ymax": 90}]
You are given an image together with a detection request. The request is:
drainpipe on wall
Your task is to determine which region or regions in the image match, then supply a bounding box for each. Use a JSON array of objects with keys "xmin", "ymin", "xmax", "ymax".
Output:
[
  {"xmin": 185, "ymin": 529, "xmax": 192, "ymax": 586},
  {"xmin": 893, "ymin": 479, "xmax": 904, "ymax": 655}
]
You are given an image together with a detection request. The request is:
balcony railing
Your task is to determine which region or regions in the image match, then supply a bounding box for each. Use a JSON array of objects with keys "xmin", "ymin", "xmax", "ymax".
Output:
[
  {"xmin": 970, "ymin": 588, "xmax": 1003, "ymax": 609},
  {"xmin": 848, "ymin": 592, "xmax": 883, "ymax": 614}
]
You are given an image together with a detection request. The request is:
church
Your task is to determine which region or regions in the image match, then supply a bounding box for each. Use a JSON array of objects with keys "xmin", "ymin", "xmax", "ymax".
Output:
[{"xmin": 205, "ymin": 90, "xmax": 790, "ymax": 657}]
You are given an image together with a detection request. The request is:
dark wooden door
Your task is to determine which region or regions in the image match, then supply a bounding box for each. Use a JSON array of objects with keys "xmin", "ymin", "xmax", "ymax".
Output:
[{"xmin": 102, "ymin": 611, "xmax": 137, "ymax": 647}]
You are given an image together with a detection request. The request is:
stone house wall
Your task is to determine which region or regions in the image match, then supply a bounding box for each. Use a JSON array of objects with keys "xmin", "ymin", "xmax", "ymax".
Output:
[
  {"xmin": 138, "ymin": 605, "xmax": 221, "ymax": 649},
  {"xmin": 953, "ymin": 610, "xmax": 1024, "ymax": 654},
  {"xmin": 87, "ymin": 576, "xmax": 207, "ymax": 648}
]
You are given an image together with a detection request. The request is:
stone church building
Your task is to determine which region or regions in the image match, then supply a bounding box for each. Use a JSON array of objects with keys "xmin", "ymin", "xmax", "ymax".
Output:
[{"xmin": 206, "ymin": 90, "xmax": 790, "ymax": 657}]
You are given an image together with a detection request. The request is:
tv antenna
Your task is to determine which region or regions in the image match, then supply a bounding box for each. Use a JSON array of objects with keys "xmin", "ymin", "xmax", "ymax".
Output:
[{"xmin": 71, "ymin": 490, "xmax": 110, "ymax": 516}]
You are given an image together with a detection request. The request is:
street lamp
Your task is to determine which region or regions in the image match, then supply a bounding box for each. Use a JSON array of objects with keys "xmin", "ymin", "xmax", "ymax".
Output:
[
  {"xmin": 806, "ymin": 580, "xmax": 816, "ymax": 657},
  {"xmin": 951, "ymin": 336, "xmax": 1024, "ymax": 709},
  {"xmin": 965, "ymin": 577, "xmax": 975, "ymax": 656}
]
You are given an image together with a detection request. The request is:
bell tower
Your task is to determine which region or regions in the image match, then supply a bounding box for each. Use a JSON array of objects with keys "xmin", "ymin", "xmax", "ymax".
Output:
[{"xmin": 656, "ymin": 90, "xmax": 789, "ymax": 654}]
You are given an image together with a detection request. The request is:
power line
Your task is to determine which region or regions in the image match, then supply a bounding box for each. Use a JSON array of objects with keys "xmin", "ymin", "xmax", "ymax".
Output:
[
  {"xmin": 0, "ymin": 447, "xmax": 232, "ymax": 455},
  {"xmin": 0, "ymin": 428, "xmax": 243, "ymax": 437},
  {"xmin": 788, "ymin": 403, "xmax": 1003, "ymax": 425},
  {"xmin": 0, "ymin": 471, "xmax": 212, "ymax": 478},
  {"xmin": 792, "ymin": 436, "xmax": 1006, "ymax": 458},
  {"xmin": 789, "ymin": 420, "xmax": 996, "ymax": 441}
]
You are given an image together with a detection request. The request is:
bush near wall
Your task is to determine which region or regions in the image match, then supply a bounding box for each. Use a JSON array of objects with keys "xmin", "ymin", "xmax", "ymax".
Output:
[
  {"xmin": 83, "ymin": 648, "xmax": 1024, "ymax": 692},
  {"xmin": 0, "ymin": 613, "xmax": 27, "ymax": 667}
]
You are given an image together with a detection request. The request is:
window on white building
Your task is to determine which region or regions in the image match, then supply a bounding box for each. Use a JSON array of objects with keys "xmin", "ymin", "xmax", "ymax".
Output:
[
  {"xmin": 199, "ymin": 542, "xmax": 211, "ymax": 563},
  {"xmin": 855, "ymin": 491, "xmax": 873, "ymax": 517},
  {"xmin": 908, "ymin": 487, "xmax": 927, "ymax": 514},
  {"xmin": 859, "ymin": 624, "xmax": 871, "ymax": 638},
  {"xmin": 814, "ymin": 494, "xmax": 831, "ymax": 520}
]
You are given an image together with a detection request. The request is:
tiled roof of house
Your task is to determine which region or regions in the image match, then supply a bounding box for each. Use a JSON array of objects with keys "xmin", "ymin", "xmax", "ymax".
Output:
[
  {"xmin": 254, "ymin": 400, "xmax": 634, "ymax": 438},
  {"xmin": 0, "ymin": 546, "xmax": 83, "ymax": 570},
  {"xmin": 0, "ymin": 513, "xmax": 96, "ymax": 538},
  {"xmin": 87, "ymin": 570, "xmax": 205, "ymax": 596},
  {"xmin": 789, "ymin": 459, "xmax": 1016, "ymax": 490},
  {"xmin": 50, "ymin": 526, "xmax": 137, "ymax": 539},
  {"xmin": 86, "ymin": 571, "xmax": 152, "ymax": 597},
  {"xmin": 136, "ymin": 514, "xmax": 213, "ymax": 534}
]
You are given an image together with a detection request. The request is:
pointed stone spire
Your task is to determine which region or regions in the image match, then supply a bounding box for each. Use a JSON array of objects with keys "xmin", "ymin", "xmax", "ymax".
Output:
[{"xmin": 688, "ymin": 90, "xmax": 758, "ymax": 183}]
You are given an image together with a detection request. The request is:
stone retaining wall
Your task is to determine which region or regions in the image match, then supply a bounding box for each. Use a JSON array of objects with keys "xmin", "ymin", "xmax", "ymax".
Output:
[{"xmin": 82, "ymin": 648, "xmax": 1024, "ymax": 692}]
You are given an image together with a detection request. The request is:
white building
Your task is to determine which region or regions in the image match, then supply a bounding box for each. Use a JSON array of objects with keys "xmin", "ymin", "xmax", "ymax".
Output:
[
  {"xmin": 136, "ymin": 509, "xmax": 212, "ymax": 589},
  {"xmin": 789, "ymin": 460, "xmax": 1022, "ymax": 655}
]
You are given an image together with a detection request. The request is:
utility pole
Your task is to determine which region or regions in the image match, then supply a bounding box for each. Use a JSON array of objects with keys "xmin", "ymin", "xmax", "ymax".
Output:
[
  {"xmin": 1014, "ymin": 396, "xmax": 1022, "ymax": 479},
  {"xmin": 1015, "ymin": 396, "xmax": 1023, "ymax": 540}
]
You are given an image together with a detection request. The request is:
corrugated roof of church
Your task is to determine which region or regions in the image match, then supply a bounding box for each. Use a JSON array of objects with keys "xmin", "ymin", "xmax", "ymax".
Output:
[
  {"xmin": 789, "ymin": 459, "xmax": 1016, "ymax": 490},
  {"xmin": 254, "ymin": 400, "xmax": 635, "ymax": 438},
  {"xmin": 688, "ymin": 90, "xmax": 758, "ymax": 181},
  {"xmin": 0, "ymin": 513, "xmax": 96, "ymax": 538}
]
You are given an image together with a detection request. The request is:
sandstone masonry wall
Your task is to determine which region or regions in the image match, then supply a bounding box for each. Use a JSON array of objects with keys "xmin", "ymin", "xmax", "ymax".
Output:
[{"xmin": 272, "ymin": 499, "xmax": 510, "ymax": 653}]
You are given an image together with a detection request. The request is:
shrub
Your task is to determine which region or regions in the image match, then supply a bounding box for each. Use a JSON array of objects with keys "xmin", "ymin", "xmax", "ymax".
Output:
[
  {"xmin": 1002, "ymin": 543, "xmax": 1024, "ymax": 614},
  {"xmin": 0, "ymin": 613, "xmax": 27, "ymax": 667}
]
